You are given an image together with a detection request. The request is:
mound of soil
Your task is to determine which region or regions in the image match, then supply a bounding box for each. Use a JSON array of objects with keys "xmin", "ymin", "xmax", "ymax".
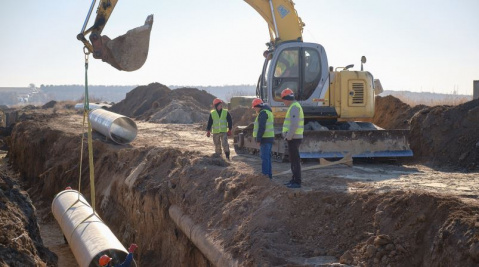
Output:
[
  {"xmin": 409, "ymin": 99, "xmax": 479, "ymax": 169},
  {"xmin": 373, "ymin": 95, "xmax": 427, "ymax": 130},
  {"xmin": 0, "ymin": 166, "xmax": 57, "ymax": 266},
  {"xmin": 109, "ymin": 83, "xmax": 216, "ymax": 124},
  {"xmin": 229, "ymin": 106, "xmax": 256, "ymax": 128}
]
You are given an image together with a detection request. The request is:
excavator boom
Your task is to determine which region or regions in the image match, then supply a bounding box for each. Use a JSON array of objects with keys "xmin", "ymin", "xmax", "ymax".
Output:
[
  {"xmin": 244, "ymin": 0, "xmax": 304, "ymax": 46},
  {"xmin": 77, "ymin": 0, "xmax": 154, "ymax": 71}
]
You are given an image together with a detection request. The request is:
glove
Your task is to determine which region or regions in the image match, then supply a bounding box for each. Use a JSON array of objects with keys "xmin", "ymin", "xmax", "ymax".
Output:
[
  {"xmin": 129, "ymin": 243, "xmax": 138, "ymax": 253},
  {"xmin": 227, "ymin": 130, "xmax": 232, "ymax": 136},
  {"xmin": 206, "ymin": 131, "xmax": 211, "ymax": 137}
]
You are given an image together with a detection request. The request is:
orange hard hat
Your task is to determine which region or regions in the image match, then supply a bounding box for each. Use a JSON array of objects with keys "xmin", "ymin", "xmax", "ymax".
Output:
[
  {"xmin": 99, "ymin": 255, "xmax": 112, "ymax": 266},
  {"xmin": 281, "ymin": 88, "xmax": 294, "ymax": 99},
  {"xmin": 251, "ymin": 98, "xmax": 264, "ymax": 108},
  {"xmin": 213, "ymin": 98, "xmax": 223, "ymax": 106}
]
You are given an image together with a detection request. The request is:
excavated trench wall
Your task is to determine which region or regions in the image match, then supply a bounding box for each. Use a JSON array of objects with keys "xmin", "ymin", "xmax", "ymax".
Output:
[
  {"xmin": 8, "ymin": 120, "xmax": 211, "ymax": 266},
  {"xmin": 7, "ymin": 116, "xmax": 479, "ymax": 266}
]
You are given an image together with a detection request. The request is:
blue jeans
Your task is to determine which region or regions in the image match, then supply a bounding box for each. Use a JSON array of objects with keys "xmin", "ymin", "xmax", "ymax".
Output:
[{"xmin": 260, "ymin": 143, "xmax": 273, "ymax": 178}]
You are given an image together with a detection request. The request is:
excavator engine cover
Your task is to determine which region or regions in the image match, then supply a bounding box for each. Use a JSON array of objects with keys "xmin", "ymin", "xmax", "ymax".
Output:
[{"xmin": 91, "ymin": 15, "xmax": 154, "ymax": 71}]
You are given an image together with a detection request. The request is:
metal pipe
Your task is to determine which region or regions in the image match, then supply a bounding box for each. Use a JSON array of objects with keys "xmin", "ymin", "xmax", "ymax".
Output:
[
  {"xmin": 169, "ymin": 205, "xmax": 238, "ymax": 267},
  {"xmin": 74, "ymin": 103, "xmax": 112, "ymax": 111},
  {"xmin": 88, "ymin": 109, "xmax": 137, "ymax": 145},
  {"xmin": 51, "ymin": 190, "xmax": 135, "ymax": 267}
]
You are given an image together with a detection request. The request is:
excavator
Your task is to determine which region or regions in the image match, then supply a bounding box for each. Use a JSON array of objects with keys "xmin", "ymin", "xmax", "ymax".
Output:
[
  {"xmin": 78, "ymin": 0, "xmax": 412, "ymax": 160},
  {"xmin": 235, "ymin": 0, "xmax": 412, "ymax": 160}
]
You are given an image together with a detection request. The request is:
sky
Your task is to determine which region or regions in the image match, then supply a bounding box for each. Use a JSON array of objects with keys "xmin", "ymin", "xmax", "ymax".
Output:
[{"xmin": 0, "ymin": 0, "xmax": 478, "ymax": 95}]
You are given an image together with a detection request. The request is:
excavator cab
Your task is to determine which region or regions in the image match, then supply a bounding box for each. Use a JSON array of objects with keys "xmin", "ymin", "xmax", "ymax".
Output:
[{"xmin": 77, "ymin": 0, "xmax": 154, "ymax": 71}]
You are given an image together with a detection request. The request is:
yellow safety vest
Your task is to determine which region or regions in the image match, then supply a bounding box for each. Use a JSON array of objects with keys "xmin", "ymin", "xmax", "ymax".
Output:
[
  {"xmin": 210, "ymin": 109, "xmax": 228, "ymax": 133},
  {"xmin": 253, "ymin": 109, "xmax": 275, "ymax": 138},
  {"xmin": 282, "ymin": 102, "xmax": 304, "ymax": 138}
]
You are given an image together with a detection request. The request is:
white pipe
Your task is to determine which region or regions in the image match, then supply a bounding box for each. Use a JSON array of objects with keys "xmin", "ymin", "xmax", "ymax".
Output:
[
  {"xmin": 88, "ymin": 109, "xmax": 137, "ymax": 144},
  {"xmin": 169, "ymin": 205, "xmax": 238, "ymax": 267},
  {"xmin": 74, "ymin": 103, "xmax": 112, "ymax": 111},
  {"xmin": 52, "ymin": 190, "xmax": 135, "ymax": 267}
]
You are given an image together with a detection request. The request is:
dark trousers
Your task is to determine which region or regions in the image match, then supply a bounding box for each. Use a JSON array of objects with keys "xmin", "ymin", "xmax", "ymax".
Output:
[{"xmin": 287, "ymin": 139, "xmax": 302, "ymax": 184}]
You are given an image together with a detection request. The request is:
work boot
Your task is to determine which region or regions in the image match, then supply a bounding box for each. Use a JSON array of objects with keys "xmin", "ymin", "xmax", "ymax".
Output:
[
  {"xmin": 286, "ymin": 182, "xmax": 301, "ymax": 189},
  {"xmin": 225, "ymin": 152, "xmax": 230, "ymax": 160}
]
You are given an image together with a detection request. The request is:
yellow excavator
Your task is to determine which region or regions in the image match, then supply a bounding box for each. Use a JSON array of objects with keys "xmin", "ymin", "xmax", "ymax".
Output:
[
  {"xmin": 77, "ymin": 0, "xmax": 153, "ymax": 71},
  {"xmin": 78, "ymin": 0, "xmax": 411, "ymax": 160},
  {"xmin": 235, "ymin": 0, "xmax": 412, "ymax": 160}
]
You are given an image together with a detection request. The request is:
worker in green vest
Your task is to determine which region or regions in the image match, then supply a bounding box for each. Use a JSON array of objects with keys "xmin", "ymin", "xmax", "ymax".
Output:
[
  {"xmin": 252, "ymin": 98, "xmax": 275, "ymax": 179},
  {"xmin": 281, "ymin": 88, "xmax": 304, "ymax": 188},
  {"xmin": 206, "ymin": 98, "xmax": 232, "ymax": 160}
]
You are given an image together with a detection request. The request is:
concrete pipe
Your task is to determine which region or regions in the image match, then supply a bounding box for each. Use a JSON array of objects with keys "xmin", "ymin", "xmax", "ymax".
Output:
[
  {"xmin": 52, "ymin": 190, "xmax": 135, "ymax": 267},
  {"xmin": 169, "ymin": 205, "xmax": 238, "ymax": 267},
  {"xmin": 88, "ymin": 109, "xmax": 137, "ymax": 144}
]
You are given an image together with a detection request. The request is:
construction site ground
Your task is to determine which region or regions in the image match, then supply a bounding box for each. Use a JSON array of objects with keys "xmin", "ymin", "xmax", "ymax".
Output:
[{"xmin": 1, "ymin": 85, "xmax": 479, "ymax": 266}]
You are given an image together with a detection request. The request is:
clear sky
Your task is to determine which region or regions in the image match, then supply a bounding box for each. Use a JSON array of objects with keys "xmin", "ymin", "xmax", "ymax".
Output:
[{"xmin": 0, "ymin": 0, "xmax": 478, "ymax": 95}]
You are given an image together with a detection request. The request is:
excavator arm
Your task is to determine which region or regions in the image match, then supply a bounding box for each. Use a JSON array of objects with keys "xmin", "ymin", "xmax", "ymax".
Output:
[
  {"xmin": 77, "ymin": 0, "xmax": 154, "ymax": 71},
  {"xmin": 244, "ymin": 0, "xmax": 304, "ymax": 47}
]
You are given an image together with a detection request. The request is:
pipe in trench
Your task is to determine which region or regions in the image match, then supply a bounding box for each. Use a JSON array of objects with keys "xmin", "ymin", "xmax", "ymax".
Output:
[
  {"xmin": 88, "ymin": 109, "xmax": 137, "ymax": 145},
  {"xmin": 52, "ymin": 190, "xmax": 135, "ymax": 267},
  {"xmin": 169, "ymin": 205, "xmax": 238, "ymax": 267}
]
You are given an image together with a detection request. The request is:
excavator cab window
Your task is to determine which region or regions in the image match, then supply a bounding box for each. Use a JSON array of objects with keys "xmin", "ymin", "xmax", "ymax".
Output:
[
  {"xmin": 301, "ymin": 48, "xmax": 321, "ymax": 100},
  {"xmin": 272, "ymin": 48, "xmax": 300, "ymax": 102}
]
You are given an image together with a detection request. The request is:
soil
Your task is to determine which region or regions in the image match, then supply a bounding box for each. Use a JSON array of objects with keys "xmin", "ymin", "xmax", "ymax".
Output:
[{"xmin": 2, "ymin": 90, "xmax": 479, "ymax": 266}]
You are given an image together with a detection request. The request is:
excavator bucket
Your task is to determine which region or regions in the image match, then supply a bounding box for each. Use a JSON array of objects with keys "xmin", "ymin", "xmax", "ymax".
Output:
[{"xmin": 93, "ymin": 15, "xmax": 154, "ymax": 71}]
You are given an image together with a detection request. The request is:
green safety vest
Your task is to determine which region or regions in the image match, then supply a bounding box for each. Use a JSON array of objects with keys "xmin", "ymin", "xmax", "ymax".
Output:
[
  {"xmin": 210, "ymin": 109, "xmax": 228, "ymax": 133},
  {"xmin": 253, "ymin": 109, "xmax": 275, "ymax": 138},
  {"xmin": 282, "ymin": 102, "xmax": 304, "ymax": 138}
]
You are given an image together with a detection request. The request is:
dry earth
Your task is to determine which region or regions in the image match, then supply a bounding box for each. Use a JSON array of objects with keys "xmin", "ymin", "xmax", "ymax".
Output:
[{"xmin": 1, "ymin": 88, "xmax": 479, "ymax": 266}]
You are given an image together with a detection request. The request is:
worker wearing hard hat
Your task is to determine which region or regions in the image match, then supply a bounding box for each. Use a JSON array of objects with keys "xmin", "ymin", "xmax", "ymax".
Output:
[
  {"xmin": 206, "ymin": 98, "xmax": 233, "ymax": 160},
  {"xmin": 252, "ymin": 98, "xmax": 274, "ymax": 179},
  {"xmin": 99, "ymin": 243, "xmax": 138, "ymax": 267},
  {"xmin": 281, "ymin": 88, "xmax": 304, "ymax": 188}
]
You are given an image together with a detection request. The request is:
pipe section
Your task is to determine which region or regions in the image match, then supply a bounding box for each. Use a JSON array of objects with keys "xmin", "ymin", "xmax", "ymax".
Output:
[
  {"xmin": 74, "ymin": 103, "xmax": 112, "ymax": 111},
  {"xmin": 169, "ymin": 205, "xmax": 238, "ymax": 267},
  {"xmin": 88, "ymin": 109, "xmax": 137, "ymax": 144},
  {"xmin": 52, "ymin": 190, "xmax": 135, "ymax": 267}
]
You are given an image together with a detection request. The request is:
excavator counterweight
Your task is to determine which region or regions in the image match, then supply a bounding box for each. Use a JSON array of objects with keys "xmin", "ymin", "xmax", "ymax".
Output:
[{"xmin": 77, "ymin": 0, "xmax": 154, "ymax": 71}]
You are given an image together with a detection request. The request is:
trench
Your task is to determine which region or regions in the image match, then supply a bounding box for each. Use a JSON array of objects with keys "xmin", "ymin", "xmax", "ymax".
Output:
[{"xmin": 4, "ymin": 116, "xmax": 479, "ymax": 266}]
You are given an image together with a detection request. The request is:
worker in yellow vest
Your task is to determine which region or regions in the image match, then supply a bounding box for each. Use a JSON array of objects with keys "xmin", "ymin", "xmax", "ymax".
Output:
[
  {"xmin": 281, "ymin": 88, "xmax": 304, "ymax": 188},
  {"xmin": 252, "ymin": 98, "xmax": 275, "ymax": 179},
  {"xmin": 206, "ymin": 98, "xmax": 232, "ymax": 160}
]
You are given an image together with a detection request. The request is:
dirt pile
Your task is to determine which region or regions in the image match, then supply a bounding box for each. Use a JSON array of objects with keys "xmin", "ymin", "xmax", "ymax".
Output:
[
  {"xmin": 409, "ymin": 99, "xmax": 479, "ymax": 169},
  {"xmin": 0, "ymin": 163, "xmax": 57, "ymax": 266},
  {"xmin": 373, "ymin": 95, "xmax": 427, "ymax": 130},
  {"xmin": 6, "ymin": 112, "xmax": 479, "ymax": 266},
  {"xmin": 109, "ymin": 83, "xmax": 216, "ymax": 124},
  {"xmin": 229, "ymin": 106, "xmax": 256, "ymax": 128}
]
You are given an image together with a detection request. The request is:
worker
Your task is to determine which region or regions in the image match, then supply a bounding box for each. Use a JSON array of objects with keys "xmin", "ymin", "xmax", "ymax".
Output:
[
  {"xmin": 206, "ymin": 98, "xmax": 233, "ymax": 160},
  {"xmin": 281, "ymin": 88, "xmax": 304, "ymax": 188},
  {"xmin": 252, "ymin": 98, "xmax": 275, "ymax": 179},
  {"xmin": 99, "ymin": 243, "xmax": 138, "ymax": 267}
]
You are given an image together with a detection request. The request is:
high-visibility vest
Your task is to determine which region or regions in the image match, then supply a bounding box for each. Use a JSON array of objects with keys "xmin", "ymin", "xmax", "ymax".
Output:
[
  {"xmin": 210, "ymin": 109, "xmax": 228, "ymax": 133},
  {"xmin": 253, "ymin": 109, "xmax": 275, "ymax": 138},
  {"xmin": 282, "ymin": 101, "xmax": 304, "ymax": 138}
]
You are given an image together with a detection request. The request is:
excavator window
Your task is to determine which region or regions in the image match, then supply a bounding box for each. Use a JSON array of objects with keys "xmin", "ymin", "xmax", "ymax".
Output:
[
  {"xmin": 301, "ymin": 48, "xmax": 321, "ymax": 100},
  {"xmin": 272, "ymin": 48, "xmax": 300, "ymax": 102}
]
